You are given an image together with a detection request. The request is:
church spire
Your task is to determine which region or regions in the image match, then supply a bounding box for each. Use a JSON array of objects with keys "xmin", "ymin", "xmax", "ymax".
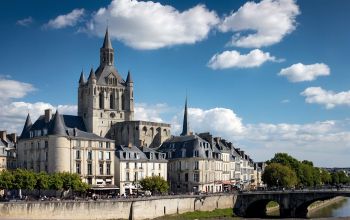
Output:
[
  {"xmin": 100, "ymin": 27, "xmax": 114, "ymax": 66},
  {"xmin": 180, "ymin": 97, "xmax": 189, "ymax": 136},
  {"xmin": 20, "ymin": 113, "xmax": 32, "ymax": 138},
  {"xmin": 102, "ymin": 27, "xmax": 113, "ymax": 49}
]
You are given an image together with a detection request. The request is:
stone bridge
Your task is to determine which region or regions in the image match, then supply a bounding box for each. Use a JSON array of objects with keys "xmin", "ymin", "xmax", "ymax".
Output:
[{"xmin": 233, "ymin": 190, "xmax": 350, "ymax": 218}]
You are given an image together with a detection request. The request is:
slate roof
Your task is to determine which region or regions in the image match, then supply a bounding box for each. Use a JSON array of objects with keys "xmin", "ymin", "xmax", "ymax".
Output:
[
  {"xmin": 95, "ymin": 65, "xmax": 125, "ymax": 86},
  {"xmin": 20, "ymin": 112, "xmax": 111, "ymax": 141},
  {"xmin": 115, "ymin": 145, "xmax": 167, "ymax": 162},
  {"xmin": 158, "ymin": 134, "xmax": 214, "ymax": 159}
]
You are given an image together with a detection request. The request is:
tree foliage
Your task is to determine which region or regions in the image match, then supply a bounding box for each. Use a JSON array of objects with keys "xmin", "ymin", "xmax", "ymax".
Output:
[
  {"xmin": 0, "ymin": 169, "xmax": 89, "ymax": 192},
  {"xmin": 265, "ymin": 153, "xmax": 350, "ymax": 187},
  {"xmin": 139, "ymin": 176, "xmax": 169, "ymax": 194},
  {"xmin": 262, "ymin": 163, "xmax": 298, "ymax": 188}
]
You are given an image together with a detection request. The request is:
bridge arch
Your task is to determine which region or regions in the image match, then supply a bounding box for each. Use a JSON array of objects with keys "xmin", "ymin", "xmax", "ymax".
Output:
[
  {"xmin": 294, "ymin": 196, "xmax": 334, "ymax": 218},
  {"xmin": 245, "ymin": 199, "xmax": 280, "ymax": 218},
  {"xmin": 234, "ymin": 190, "xmax": 350, "ymax": 218}
]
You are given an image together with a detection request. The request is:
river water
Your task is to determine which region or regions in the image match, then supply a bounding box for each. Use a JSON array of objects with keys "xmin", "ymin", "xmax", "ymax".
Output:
[{"xmin": 308, "ymin": 197, "xmax": 350, "ymax": 218}]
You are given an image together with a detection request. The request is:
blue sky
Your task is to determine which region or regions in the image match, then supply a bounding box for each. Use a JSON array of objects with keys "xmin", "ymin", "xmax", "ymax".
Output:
[{"xmin": 1, "ymin": 0, "xmax": 350, "ymax": 166}]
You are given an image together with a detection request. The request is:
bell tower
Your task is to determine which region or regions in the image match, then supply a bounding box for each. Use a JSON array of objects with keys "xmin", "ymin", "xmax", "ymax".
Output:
[{"xmin": 78, "ymin": 27, "xmax": 134, "ymax": 138}]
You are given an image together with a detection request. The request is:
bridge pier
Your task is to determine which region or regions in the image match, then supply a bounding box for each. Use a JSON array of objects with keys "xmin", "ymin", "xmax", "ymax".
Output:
[{"xmin": 280, "ymin": 207, "xmax": 295, "ymax": 218}]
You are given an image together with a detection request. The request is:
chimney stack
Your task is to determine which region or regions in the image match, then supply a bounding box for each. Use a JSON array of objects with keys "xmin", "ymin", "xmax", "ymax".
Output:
[
  {"xmin": 0, "ymin": 130, "xmax": 6, "ymax": 140},
  {"xmin": 45, "ymin": 109, "xmax": 52, "ymax": 123},
  {"xmin": 9, "ymin": 133, "xmax": 17, "ymax": 143}
]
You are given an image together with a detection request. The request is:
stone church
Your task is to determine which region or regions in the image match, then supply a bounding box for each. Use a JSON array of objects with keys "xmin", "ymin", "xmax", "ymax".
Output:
[
  {"xmin": 17, "ymin": 28, "xmax": 171, "ymax": 186},
  {"xmin": 78, "ymin": 28, "xmax": 171, "ymax": 148}
]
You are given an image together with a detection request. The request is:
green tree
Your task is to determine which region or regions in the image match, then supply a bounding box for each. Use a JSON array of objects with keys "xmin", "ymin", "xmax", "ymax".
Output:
[
  {"xmin": 139, "ymin": 176, "xmax": 169, "ymax": 194},
  {"xmin": 320, "ymin": 169, "xmax": 332, "ymax": 184},
  {"xmin": 12, "ymin": 169, "xmax": 36, "ymax": 191},
  {"xmin": 331, "ymin": 172, "xmax": 340, "ymax": 185},
  {"xmin": 48, "ymin": 173, "xmax": 63, "ymax": 190},
  {"xmin": 262, "ymin": 163, "xmax": 298, "ymax": 188},
  {"xmin": 0, "ymin": 170, "xmax": 14, "ymax": 190},
  {"xmin": 35, "ymin": 172, "xmax": 50, "ymax": 196}
]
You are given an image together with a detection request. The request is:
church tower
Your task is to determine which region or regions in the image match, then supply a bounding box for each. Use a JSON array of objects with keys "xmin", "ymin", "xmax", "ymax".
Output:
[{"xmin": 78, "ymin": 28, "xmax": 134, "ymax": 137}]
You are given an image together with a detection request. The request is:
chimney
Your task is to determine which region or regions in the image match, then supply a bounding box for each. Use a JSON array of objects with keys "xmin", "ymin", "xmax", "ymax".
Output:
[
  {"xmin": 0, "ymin": 131, "xmax": 6, "ymax": 140},
  {"xmin": 45, "ymin": 109, "xmax": 52, "ymax": 123},
  {"xmin": 10, "ymin": 133, "xmax": 17, "ymax": 143}
]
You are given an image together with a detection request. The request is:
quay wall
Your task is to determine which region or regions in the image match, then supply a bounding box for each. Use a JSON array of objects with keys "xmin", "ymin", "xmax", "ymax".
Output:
[{"xmin": 0, "ymin": 194, "xmax": 236, "ymax": 220}]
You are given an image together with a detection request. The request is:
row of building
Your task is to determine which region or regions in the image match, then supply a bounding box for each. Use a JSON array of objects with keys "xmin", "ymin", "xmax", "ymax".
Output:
[{"xmin": 1, "ymin": 28, "xmax": 265, "ymax": 195}]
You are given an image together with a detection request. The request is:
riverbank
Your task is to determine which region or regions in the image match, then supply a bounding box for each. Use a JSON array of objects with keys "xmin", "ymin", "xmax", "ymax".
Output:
[
  {"xmin": 155, "ymin": 208, "xmax": 237, "ymax": 220},
  {"xmin": 308, "ymin": 196, "xmax": 346, "ymax": 214},
  {"xmin": 265, "ymin": 197, "xmax": 347, "ymax": 217}
]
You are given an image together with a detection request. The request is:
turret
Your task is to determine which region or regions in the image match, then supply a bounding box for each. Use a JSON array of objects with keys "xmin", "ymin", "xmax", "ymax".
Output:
[
  {"xmin": 88, "ymin": 67, "xmax": 96, "ymax": 84},
  {"xmin": 20, "ymin": 113, "xmax": 32, "ymax": 138},
  {"xmin": 48, "ymin": 111, "xmax": 66, "ymax": 136},
  {"xmin": 79, "ymin": 69, "xmax": 86, "ymax": 85}
]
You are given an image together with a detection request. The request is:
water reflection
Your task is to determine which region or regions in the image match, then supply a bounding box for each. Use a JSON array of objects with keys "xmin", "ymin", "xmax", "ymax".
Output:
[{"xmin": 308, "ymin": 198, "xmax": 350, "ymax": 218}]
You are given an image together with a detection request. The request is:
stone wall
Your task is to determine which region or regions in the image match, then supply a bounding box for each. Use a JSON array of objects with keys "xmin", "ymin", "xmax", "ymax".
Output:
[{"xmin": 0, "ymin": 194, "xmax": 235, "ymax": 220}]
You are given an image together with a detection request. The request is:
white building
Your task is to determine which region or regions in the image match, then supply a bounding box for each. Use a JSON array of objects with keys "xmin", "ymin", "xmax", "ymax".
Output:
[{"xmin": 115, "ymin": 145, "xmax": 167, "ymax": 195}]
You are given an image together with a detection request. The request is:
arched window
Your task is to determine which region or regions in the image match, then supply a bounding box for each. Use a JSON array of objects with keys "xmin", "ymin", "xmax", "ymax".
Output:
[
  {"xmin": 99, "ymin": 92, "xmax": 104, "ymax": 109},
  {"xmin": 110, "ymin": 94, "xmax": 114, "ymax": 109}
]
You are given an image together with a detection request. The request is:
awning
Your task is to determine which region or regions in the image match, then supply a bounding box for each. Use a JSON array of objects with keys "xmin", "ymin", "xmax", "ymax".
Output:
[{"xmin": 90, "ymin": 187, "xmax": 119, "ymax": 190}]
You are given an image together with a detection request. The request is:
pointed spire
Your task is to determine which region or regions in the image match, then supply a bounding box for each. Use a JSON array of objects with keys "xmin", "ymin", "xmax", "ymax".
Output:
[
  {"xmin": 180, "ymin": 97, "xmax": 189, "ymax": 136},
  {"xmin": 79, "ymin": 69, "xmax": 86, "ymax": 85},
  {"xmin": 20, "ymin": 113, "xmax": 32, "ymax": 138},
  {"xmin": 88, "ymin": 67, "xmax": 96, "ymax": 82},
  {"xmin": 102, "ymin": 27, "xmax": 113, "ymax": 49},
  {"xmin": 48, "ymin": 110, "xmax": 67, "ymax": 136},
  {"xmin": 126, "ymin": 70, "xmax": 133, "ymax": 83}
]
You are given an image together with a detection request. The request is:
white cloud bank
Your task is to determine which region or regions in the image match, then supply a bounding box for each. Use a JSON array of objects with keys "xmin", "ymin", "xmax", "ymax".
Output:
[
  {"xmin": 208, "ymin": 49, "xmax": 278, "ymax": 69},
  {"xmin": 44, "ymin": 9, "xmax": 85, "ymax": 29},
  {"xmin": 279, "ymin": 63, "xmax": 330, "ymax": 82},
  {"xmin": 86, "ymin": 0, "xmax": 219, "ymax": 49},
  {"xmin": 301, "ymin": 87, "xmax": 350, "ymax": 109},
  {"xmin": 0, "ymin": 77, "xmax": 76, "ymax": 133},
  {"xmin": 218, "ymin": 0, "xmax": 300, "ymax": 48}
]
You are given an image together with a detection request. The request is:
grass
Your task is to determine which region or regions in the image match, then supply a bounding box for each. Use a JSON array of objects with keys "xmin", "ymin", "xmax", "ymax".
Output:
[
  {"xmin": 266, "ymin": 201, "xmax": 279, "ymax": 208},
  {"xmin": 155, "ymin": 208, "xmax": 237, "ymax": 220}
]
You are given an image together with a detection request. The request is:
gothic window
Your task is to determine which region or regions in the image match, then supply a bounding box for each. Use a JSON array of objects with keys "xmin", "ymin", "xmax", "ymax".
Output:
[
  {"xmin": 99, "ymin": 92, "xmax": 104, "ymax": 109},
  {"xmin": 110, "ymin": 94, "xmax": 114, "ymax": 109}
]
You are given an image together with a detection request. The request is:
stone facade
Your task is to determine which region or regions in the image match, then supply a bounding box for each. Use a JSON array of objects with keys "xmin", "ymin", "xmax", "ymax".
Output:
[
  {"xmin": 115, "ymin": 145, "xmax": 167, "ymax": 194},
  {"xmin": 17, "ymin": 109, "xmax": 115, "ymax": 187},
  {"xmin": 0, "ymin": 130, "xmax": 17, "ymax": 171},
  {"xmin": 158, "ymin": 100, "xmax": 262, "ymax": 193}
]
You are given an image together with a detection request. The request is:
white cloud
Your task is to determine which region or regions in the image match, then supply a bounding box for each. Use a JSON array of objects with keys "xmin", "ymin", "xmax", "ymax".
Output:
[
  {"xmin": 208, "ymin": 49, "xmax": 278, "ymax": 69},
  {"xmin": 301, "ymin": 87, "xmax": 350, "ymax": 109},
  {"xmin": 16, "ymin": 17, "xmax": 33, "ymax": 27},
  {"xmin": 218, "ymin": 0, "xmax": 300, "ymax": 48},
  {"xmin": 44, "ymin": 9, "xmax": 85, "ymax": 29},
  {"xmin": 171, "ymin": 107, "xmax": 245, "ymax": 138},
  {"xmin": 281, "ymin": 99, "xmax": 290, "ymax": 104},
  {"xmin": 0, "ymin": 77, "xmax": 36, "ymax": 104},
  {"xmin": 0, "ymin": 102, "xmax": 77, "ymax": 134},
  {"xmin": 134, "ymin": 103, "xmax": 171, "ymax": 122},
  {"xmin": 86, "ymin": 0, "xmax": 219, "ymax": 49},
  {"xmin": 279, "ymin": 63, "xmax": 330, "ymax": 82},
  {"xmin": 0, "ymin": 77, "xmax": 77, "ymax": 133}
]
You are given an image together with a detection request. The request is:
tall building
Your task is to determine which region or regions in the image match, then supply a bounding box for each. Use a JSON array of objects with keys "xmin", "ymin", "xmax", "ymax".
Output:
[
  {"xmin": 78, "ymin": 28, "xmax": 134, "ymax": 138},
  {"xmin": 17, "ymin": 28, "xmax": 171, "ymax": 189},
  {"xmin": 78, "ymin": 28, "xmax": 171, "ymax": 147},
  {"xmin": 17, "ymin": 110, "xmax": 115, "ymax": 187}
]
